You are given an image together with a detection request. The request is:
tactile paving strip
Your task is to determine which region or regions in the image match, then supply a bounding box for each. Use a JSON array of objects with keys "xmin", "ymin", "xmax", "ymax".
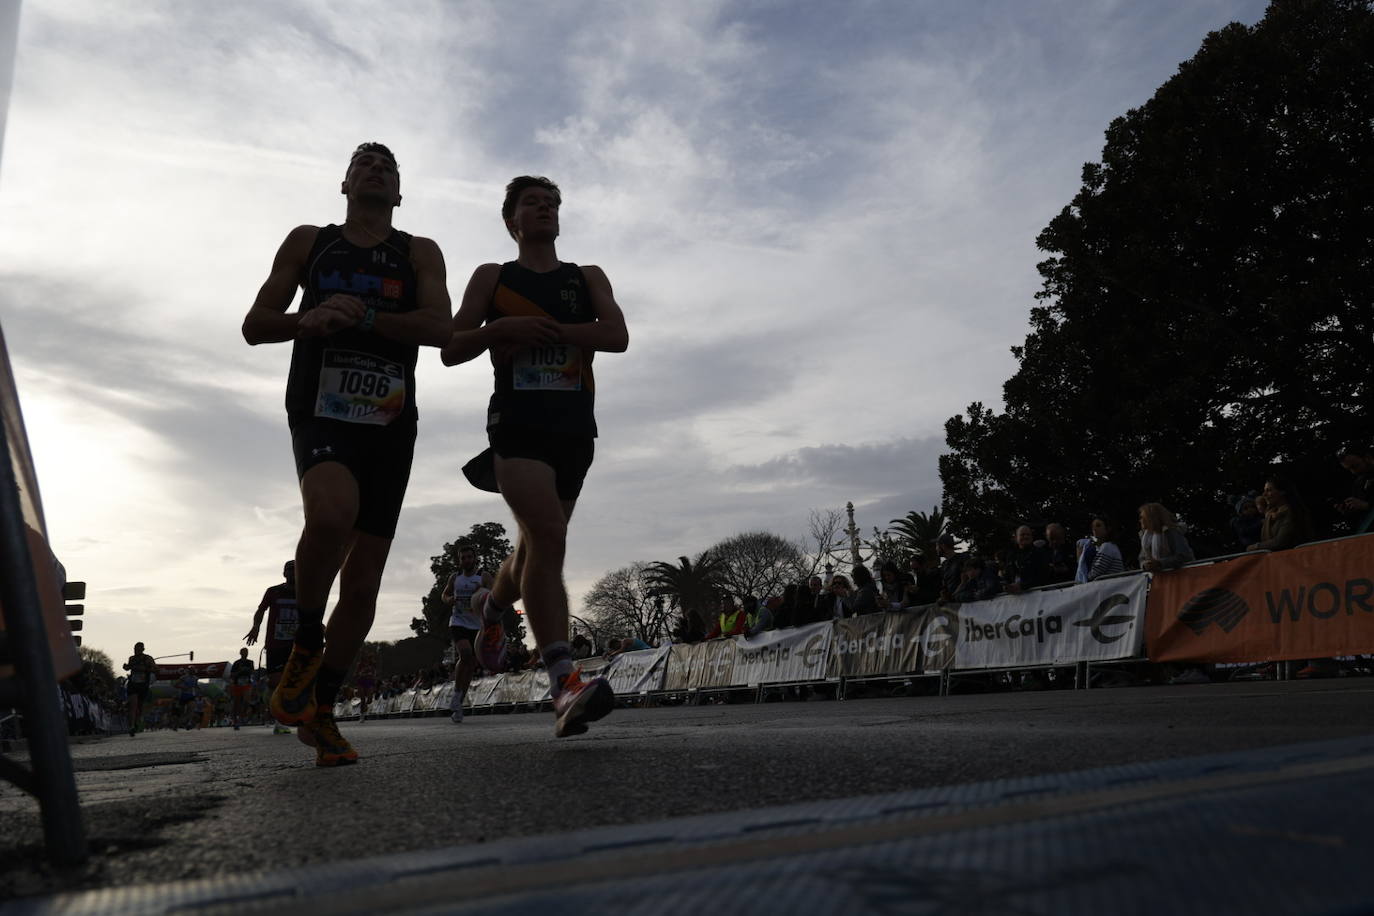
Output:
[{"xmin": 8, "ymin": 735, "xmax": 1374, "ymax": 915}]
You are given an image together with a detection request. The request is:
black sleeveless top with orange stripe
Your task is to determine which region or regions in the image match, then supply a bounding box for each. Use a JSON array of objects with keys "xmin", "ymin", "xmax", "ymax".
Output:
[{"xmin": 484, "ymin": 261, "xmax": 597, "ymax": 438}]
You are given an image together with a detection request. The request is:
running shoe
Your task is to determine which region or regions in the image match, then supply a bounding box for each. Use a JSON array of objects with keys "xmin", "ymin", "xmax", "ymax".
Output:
[
  {"xmin": 476, "ymin": 625, "xmax": 507, "ymax": 674},
  {"xmin": 270, "ymin": 646, "xmax": 323, "ymax": 725},
  {"xmin": 473, "ymin": 591, "xmax": 507, "ymax": 672},
  {"xmin": 273, "ymin": 723, "xmax": 293, "ymax": 735},
  {"xmin": 553, "ymin": 670, "xmax": 614, "ymax": 738},
  {"xmin": 298, "ymin": 710, "xmax": 358, "ymax": 767}
]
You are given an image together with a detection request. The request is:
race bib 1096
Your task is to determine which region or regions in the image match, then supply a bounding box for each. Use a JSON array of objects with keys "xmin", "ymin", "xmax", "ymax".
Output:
[{"xmin": 315, "ymin": 349, "xmax": 406, "ymax": 424}]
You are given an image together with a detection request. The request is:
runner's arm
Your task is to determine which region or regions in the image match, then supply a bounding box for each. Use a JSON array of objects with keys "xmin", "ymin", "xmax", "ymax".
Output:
[
  {"xmin": 440, "ymin": 576, "xmax": 455, "ymax": 606},
  {"xmin": 440, "ymin": 264, "xmax": 560, "ymax": 366},
  {"xmin": 557, "ymin": 265, "xmax": 628, "ymax": 352},
  {"xmin": 245, "ymin": 592, "xmax": 271, "ymax": 644},
  {"xmin": 241, "ymin": 226, "xmax": 317, "ymax": 344},
  {"xmin": 370, "ymin": 236, "xmax": 452, "ymax": 347}
]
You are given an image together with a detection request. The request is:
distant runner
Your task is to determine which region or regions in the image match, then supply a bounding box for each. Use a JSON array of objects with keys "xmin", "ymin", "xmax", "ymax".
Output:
[
  {"xmin": 228, "ymin": 648, "xmax": 254, "ymax": 731},
  {"xmin": 121, "ymin": 641, "xmax": 154, "ymax": 737},
  {"xmin": 441, "ymin": 543, "xmax": 493, "ymax": 723},
  {"xmin": 174, "ymin": 669, "xmax": 198, "ymax": 730},
  {"xmin": 241, "ymin": 142, "xmax": 451, "ymax": 766},
  {"xmin": 354, "ymin": 646, "xmax": 379, "ymax": 722},
  {"xmin": 443, "ymin": 176, "xmax": 629, "ymax": 738},
  {"xmin": 246, "ymin": 560, "xmax": 299, "ymax": 736}
]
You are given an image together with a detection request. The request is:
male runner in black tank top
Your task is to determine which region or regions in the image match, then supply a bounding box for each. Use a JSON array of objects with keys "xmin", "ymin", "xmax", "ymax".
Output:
[
  {"xmin": 242, "ymin": 143, "xmax": 451, "ymax": 765},
  {"xmin": 443, "ymin": 176, "xmax": 628, "ymax": 738}
]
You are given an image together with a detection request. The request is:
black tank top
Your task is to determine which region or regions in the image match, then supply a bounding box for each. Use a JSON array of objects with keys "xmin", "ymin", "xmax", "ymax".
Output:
[
  {"xmin": 285, "ymin": 225, "xmax": 420, "ymax": 427},
  {"xmin": 485, "ymin": 261, "xmax": 597, "ymax": 437}
]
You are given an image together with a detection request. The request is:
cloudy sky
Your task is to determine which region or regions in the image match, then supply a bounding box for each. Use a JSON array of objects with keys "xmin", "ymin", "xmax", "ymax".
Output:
[{"xmin": 0, "ymin": 0, "xmax": 1268, "ymax": 668}]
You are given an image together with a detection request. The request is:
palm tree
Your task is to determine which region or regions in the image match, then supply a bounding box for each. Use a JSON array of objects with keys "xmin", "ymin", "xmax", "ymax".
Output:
[
  {"xmin": 888, "ymin": 506, "xmax": 947, "ymax": 558},
  {"xmin": 644, "ymin": 551, "xmax": 724, "ymax": 630}
]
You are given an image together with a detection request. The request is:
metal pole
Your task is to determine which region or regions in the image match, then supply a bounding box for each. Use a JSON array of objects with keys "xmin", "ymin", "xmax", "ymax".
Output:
[{"xmin": 0, "ymin": 421, "xmax": 86, "ymax": 863}]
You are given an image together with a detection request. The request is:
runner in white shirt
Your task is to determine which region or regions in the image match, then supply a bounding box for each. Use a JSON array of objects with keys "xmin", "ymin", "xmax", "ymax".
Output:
[{"xmin": 441, "ymin": 543, "xmax": 493, "ymax": 723}]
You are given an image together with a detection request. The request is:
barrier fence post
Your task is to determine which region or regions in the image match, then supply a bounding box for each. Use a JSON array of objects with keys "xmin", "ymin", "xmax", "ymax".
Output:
[{"xmin": 0, "ymin": 416, "xmax": 86, "ymax": 864}]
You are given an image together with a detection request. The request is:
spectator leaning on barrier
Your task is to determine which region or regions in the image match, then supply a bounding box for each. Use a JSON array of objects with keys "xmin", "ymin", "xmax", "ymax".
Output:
[
  {"xmin": 570, "ymin": 634, "xmax": 593, "ymax": 660},
  {"xmin": 1076, "ymin": 515, "xmax": 1126, "ymax": 582},
  {"xmin": 705, "ymin": 593, "xmax": 748, "ymax": 639},
  {"xmin": 850, "ymin": 565, "xmax": 882, "ymax": 616},
  {"xmin": 740, "ymin": 595, "xmax": 760, "ymax": 632},
  {"xmin": 821, "ymin": 574, "xmax": 855, "ymax": 619},
  {"xmin": 1247, "ymin": 475, "xmax": 1314, "ymax": 552},
  {"xmin": 1044, "ymin": 523, "xmax": 1076, "ymax": 583},
  {"xmin": 1335, "ymin": 446, "xmax": 1374, "ymax": 534},
  {"xmin": 1138, "ymin": 503, "xmax": 1196, "ymax": 572},
  {"xmin": 747, "ymin": 597, "xmax": 779, "ymax": 636},
  {"xmin": 952, "ymin": 558, "xmax": 989, "ymax": 603},
  {"xmin": 774, "ymin": 583, "xmax": 798, "ymax": 630},
  {"xmin": 1229, "ymin": 494, "xmax": 1263, "ymax": 552},
  {"xmin": 877, "ymin": 561, "xmax": 908, "ymax": 609},
  {"xmin": 1003, "ymin": 525, "xmax": 1052, "ymax": 595},
  {"xmin": 908, "ymin": 552, "xmax": 942, "ymax": 606},
  {"xmin": 936, "ymin": 534, "xmax": 965, "ymax": 602}
]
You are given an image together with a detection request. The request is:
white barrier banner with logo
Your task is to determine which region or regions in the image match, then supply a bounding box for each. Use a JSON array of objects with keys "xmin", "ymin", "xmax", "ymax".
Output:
[
  {"xmin": 952, "ymin": 574, "xmax": 1148, "ymax": 669},
  {"xmin": 606, "ymin": 646, "xmax": 671, "ymax": 694},
  {"xmin": 732, "ymin": 622, "xmax": 833, "ymax": 684}
]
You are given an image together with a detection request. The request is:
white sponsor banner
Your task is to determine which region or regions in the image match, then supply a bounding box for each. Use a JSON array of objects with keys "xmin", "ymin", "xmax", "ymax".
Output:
[
  {"xmin": 952, "ymin": 574, "xmax": 1147, "ymax": 669},
  {"xmin": 529, "ymin": 669, "xmax": 551, "ymax": 703},
  {"xmin": 575, "ymin": 655, "xmax": 613, "ymax": 677},
  {"xmin": 606, "ymin": 646, "xmax": 671, "ymax": 694},
  {"xmin": 468, "ymin": 676, "xmax": 500, "ymax": 707},
  {"xmin": 731, "ymin": 623, "xmax": 833, "ymax": 684}
]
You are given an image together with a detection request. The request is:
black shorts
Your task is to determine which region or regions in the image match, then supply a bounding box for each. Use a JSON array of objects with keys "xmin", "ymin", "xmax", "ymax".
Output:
[
  {"xmin": 266, "ymin": 643, "xmax": 292, "ymax": 674},
  {"xmin": 450, "ymin": 625, "xmax": 478, "ymax": 646},
  {"xmin": 128, "ymin": 683, "xmax": 149, "ymax": 699},
  {"xmin": 291, "ymin": 418, "xmax": 417, "ymax": 539},
  {"xmin": 462, "ymin": 426, "xmax": 594, "ymax": 501}
]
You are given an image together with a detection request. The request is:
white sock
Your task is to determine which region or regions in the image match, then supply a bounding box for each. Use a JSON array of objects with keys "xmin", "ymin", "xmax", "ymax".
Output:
[
  {"xmin": 451, "ymin": 688, "xmax": 466, "ymax": 711},
  {"xmin": 543, "ymin": 642, "xmax": 574, "ymax": 697}
]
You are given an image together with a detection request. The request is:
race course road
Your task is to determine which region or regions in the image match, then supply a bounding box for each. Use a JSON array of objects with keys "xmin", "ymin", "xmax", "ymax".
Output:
[{"xmin": 3, "ymin": 679, "xmax": 1373, "ymax": 901}]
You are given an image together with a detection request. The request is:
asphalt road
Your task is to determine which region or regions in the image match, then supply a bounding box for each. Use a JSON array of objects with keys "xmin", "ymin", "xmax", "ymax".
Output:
[{"xmin": 4, "ymin": 679, "xmax": 1374, "ymax": 901}]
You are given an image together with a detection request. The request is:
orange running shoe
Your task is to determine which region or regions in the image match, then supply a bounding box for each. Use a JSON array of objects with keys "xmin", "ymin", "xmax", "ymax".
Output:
[{"xmin": 553, "ymin": 669, "xmax": 614, "ymax": 738}]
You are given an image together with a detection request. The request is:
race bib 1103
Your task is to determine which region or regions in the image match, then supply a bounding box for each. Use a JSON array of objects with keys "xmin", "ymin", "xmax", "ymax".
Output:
[{"xmin": 513, "ymin": 345, "xmax": 582, "ymax": 391}]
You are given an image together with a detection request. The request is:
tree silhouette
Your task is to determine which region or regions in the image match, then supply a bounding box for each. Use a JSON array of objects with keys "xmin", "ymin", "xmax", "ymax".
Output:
[
  {"xmin": 889, "ymin": 507, "xmax": 947, "ymax": 557},
  {"xmin": 941, "ymin": 0, "xmax": 1372, "ymax": 555},
  {"xmin": 644, "ymin": 552, "xmax": 724, "ymax": 630}
]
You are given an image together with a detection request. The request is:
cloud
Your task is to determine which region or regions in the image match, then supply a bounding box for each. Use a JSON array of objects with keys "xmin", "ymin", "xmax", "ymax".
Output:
[{"xmin": 1, "ymin": 0, "xmax": 1271, "ymax": 661}]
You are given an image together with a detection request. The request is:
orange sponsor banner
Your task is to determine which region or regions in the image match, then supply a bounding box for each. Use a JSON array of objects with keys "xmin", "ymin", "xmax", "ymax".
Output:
[{"xmin": 1145, "ymin": 534, "xmax": 1374, "ymax": 663}]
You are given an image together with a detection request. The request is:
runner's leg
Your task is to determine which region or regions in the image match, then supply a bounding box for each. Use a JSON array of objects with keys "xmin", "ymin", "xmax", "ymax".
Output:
[
  {"xmin": 492, "ymin": 456, "xmax": 573, "ymax": 657},
  {"xmin": 273, "ymin": 462, "xmax": 357, "ymax": 726}
]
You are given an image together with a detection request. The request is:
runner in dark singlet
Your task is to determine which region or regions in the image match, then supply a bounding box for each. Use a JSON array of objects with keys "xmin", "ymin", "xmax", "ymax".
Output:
[
  {"xmin": 443, "ymin": 176, "xmax": 628, "ymax": 738},
  {"xmin": 246, "ymin": 560, "xmax": 299, "ymax": 735},
  {"xmin": 121, "ymin": 641, "xmax": 154, "ymax": 737},
  {"xmin": 228, "ymin": 648, "xmax": 255, "ymax": 731},
  {"xmin": 242, "ymin": 143, "xmax": 452, "ymax": 766}
]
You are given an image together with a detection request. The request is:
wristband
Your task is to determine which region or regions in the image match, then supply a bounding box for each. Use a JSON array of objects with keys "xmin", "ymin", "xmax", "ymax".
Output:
[{"xmin": 360, "ymin": 307, "xmax": 376, "ymax": 332}]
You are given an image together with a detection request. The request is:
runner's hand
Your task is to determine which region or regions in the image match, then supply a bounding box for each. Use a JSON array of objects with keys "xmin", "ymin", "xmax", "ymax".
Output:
[
  {"xmin": 244, "ymin": 627, "xmax": 259, "ymax": 646},
  {"xmin": 297, "ymin": 307, "xmax": 356, "ymax": 337},
  {"xmin": 488, "ymin": 316, "xmax": 561, "ymax": 347},
  {"xmin": 318, "ymin": 294, "xmax": 367, "ymax": 322}
]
